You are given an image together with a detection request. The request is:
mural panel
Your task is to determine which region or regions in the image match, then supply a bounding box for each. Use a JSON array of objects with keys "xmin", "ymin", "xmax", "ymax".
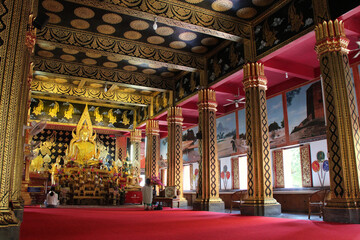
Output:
[
  {"xmin": 286, "ymin": 80, "xmax": 326, "ymax": 142},
  {"xmin": 237, "ymin": 109, "xmax": 247, "ymax": 153},
  {"xmin": 30, "ymin": 98, "xmax": 134, "ymax": 129},
  {"xmin": 160, "ymin": 137, "xmax": 168, "ymax": 168},
  {"xmin": 153, "ymin": 92, "xmax": 170, "ymax": 116},
  {"xmin": 217, "ymin": 112, "xmax": 237, "ymax": 158},
  {"xmin": 267, "ymin": 95, "xmax": 285, "ymax": 148},
  {"xmin": 182, "ymin": 126, "xmax": 200, "ymax": 163}
]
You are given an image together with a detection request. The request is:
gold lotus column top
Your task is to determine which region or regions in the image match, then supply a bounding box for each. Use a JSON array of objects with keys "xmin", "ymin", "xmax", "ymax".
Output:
[
  {"xmin": 315, "ymin": 19, "xmax": 349, "ymax": 56},
  {"xmin": 167, "ymin": 107, "xmax": 183, "ymax": 124},
  {"xmin": 146, "ymin": 120, "xmax": 160, "ymax": 135},
  {"xmin": 198, "ymin": 89, "xmax": 217, "ymax": 110},
  {"xmin": 130, "ymin": 129, "xmax": 142, "ymax": 143},
  {"xmin": 243, "ymin": 62, "xmax": 267, "ymax": 90}
]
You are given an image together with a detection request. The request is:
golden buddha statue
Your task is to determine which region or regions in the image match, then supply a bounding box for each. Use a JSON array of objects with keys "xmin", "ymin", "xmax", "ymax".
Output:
[
  {"xmin": 66, "ymin": 105, "xmax": 99, "ymax": 166},
  {"xmin": 126, "ymin": 166, "xmax": 140, "ymax": 190}
]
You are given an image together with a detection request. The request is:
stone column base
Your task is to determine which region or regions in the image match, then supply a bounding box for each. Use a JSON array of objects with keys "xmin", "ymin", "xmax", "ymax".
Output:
[
  {"xmin": 13, "ymin": 209, "xmax": 24, "ymax": 223},
  {"xmin": 193, "ymin": 199, "xmax": 225, "ymax": 212},
  {"xmin": 174, "ymin": 199, "xmax": 188, "ymax": 209},
  {"xmin": 323, "ymin": 207, "xmax": 360, "ymax": 223},
  {"xmin": 0, "ymin": 224, "xmax": 20, "ymax": 240},
  {"xmin": 240, "ymin": 203, "xmax": 281, "ymax": 216}
]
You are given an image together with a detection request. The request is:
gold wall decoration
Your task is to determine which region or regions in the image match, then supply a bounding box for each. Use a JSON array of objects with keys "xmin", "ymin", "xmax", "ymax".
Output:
[
  {"xmin": 48, "ymin": 102, "xmax": 59, "ymax": 118},
  {"xmin": 64, "ymin": 0, "xmax": 249, "ymax": 41},
  {"xmin": 108, "ymin": 109, "xmax": 116, "ymax": 124},
  {"xmin": 37, "ymin": 25, "xmax": 204, "ymax": 70},
  {"xmin": 31, "ymin": 80, "xmax": 152, "ymax": 106},
  {"xmin": 34, "ymin": 57, "xmax": 171, "ymax": 90},
  {"xmin": 288, "ymin": 2, "xmax": 304, "ymax": 32},
  {"xmin": 64, "ymin": 103, "xmax": 74, "ymax": 119},
  {"xmin": 262, "ymin": 20, "xmax": 277, "ymax": 47},
  {"xmin": 33, "ymin": 99, "xmax": 44, "ymax": 115},
  {"xmin": 94, "ymin": 107, "xmax": 103, "ymax": 123},
  {"xmin": 122, "ymin": 111, "xmax": 130, "ymax": 125}
]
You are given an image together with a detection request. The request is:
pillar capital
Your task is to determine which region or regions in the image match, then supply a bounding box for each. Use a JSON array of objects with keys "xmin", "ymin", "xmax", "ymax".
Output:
[
  {"xmin": 315, "ymin": 19, "xmax": 349, "ymax": 56},
  {"xmin": 243, "ymin": 62, "xmax": 267, "ymax": 90},
  {"xmin": 145, "ymin": 120, "xmax": 159, "ymax": 136},
  {"xmin": 130, "ymin": 129, "xmax": 142, "ymax": 143},
  {"xmin": 197, "ymin": 89, "xmax": 217, "ymax": 111},
  {"xmin": 167, "ymin": 107, "xmax": 183, "ymax": 124}
]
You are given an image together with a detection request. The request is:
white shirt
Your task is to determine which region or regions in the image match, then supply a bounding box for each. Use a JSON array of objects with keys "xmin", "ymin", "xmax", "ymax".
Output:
[{"xmin": 46, "ymin": 191, "xmax": 59, "ymax": 206}]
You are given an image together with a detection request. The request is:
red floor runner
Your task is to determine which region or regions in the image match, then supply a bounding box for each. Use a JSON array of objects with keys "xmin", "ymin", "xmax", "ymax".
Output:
[{"xmin": 20, "ymin": 206, "xmax": 360, "ymax": 240}]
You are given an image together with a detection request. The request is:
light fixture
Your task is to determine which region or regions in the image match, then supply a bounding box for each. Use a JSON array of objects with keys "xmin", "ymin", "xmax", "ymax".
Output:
[
  {"xmin": 285, "ymin": 72, "xmax": 288, "ymax": 79},
  {"xmin": 153, "ymin": 17, "xmax": 158, "ymax": 30},
  {"xmin": 235, "ymin": 102, "xmax": 239, "ymax": 108},
  {"xmin": 104, "ymin": 83, "xmax": 108, "ymax": 93}
]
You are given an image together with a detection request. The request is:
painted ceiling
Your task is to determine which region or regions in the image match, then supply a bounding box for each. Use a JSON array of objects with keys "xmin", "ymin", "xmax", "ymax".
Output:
[{"xmin": 32, "ymin": 0, "xmax": 360, "ymax": 135}]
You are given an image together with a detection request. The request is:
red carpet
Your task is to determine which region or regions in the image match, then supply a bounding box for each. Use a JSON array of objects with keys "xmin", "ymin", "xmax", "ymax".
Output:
[{"xmin": 20, "ymin": 206, "xmax": 360, "ymax": 240}]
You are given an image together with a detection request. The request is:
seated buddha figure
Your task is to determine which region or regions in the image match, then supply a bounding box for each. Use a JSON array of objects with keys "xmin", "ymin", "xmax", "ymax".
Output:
[
  {"xmin": 126, "ymin": 166, "xmax": 140, "ymax": 190},
  {"xmin": 66, "ymin": 125, "xmax": 99, "ymax": 166}
]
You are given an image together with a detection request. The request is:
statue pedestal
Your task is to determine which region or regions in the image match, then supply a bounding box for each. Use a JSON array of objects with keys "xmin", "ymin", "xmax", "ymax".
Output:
[
  {"xmin": 240, "ymin": 203, "xmax": 281, "ymax": 216},
  {"xmin": 175, "ymin": 198, "xmax": 188, "ymax": 209},
  {"xmin": 20, "ymin": 181, "xmax": 32, "ymax": 206},
  {"xmin": 324, "ymin": 206, "xmax": 360, "ymax": 223}
]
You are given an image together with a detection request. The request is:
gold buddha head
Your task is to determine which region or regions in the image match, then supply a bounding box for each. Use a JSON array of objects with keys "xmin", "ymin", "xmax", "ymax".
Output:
[{"xmin": 79, "ymin": 125, "xmax": 90, "ymax": 141}]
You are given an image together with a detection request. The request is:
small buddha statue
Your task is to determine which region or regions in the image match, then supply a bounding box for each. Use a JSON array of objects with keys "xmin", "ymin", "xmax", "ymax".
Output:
[{"xmin": 126, "ymin": 167, "xmax": 140, "ymax": 190}]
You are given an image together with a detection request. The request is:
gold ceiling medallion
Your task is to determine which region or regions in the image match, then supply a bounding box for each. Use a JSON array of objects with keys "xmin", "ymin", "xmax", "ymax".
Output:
[
  {"xmin": 161, "ymin": 72, "xmax": 174, "ymax": 78},
  {"xmin": 38, "ymin": 50, "xmax": 54, "ymax": 58},
  {"xmin": 201, "ymin": 37, "xmax": 218, "ymax": 46},
  {"xmin": 107, "ymin": 55, "xmax": 123, "ymax": 62},
  {"xmin": 38, "ymin": 42, "xmax": 56, "ymax": 51},
  {"xmin": 60, "ymin": 54, "xmax": 76, "ymax": 61},
  {"xmin": 102, "ymin": 13, "xmax": 123, "ymax": 24},
  {"xmin": 123, "ymin": 65, "xmax": 138, "ymax": 71},
  {"xmin": 147, "ymin": 36, "xmax": 165, "ymax": 45},
  {"xmin": 143, "ymin": 69, "xmax": 156, "ymax": 74},
  {"xmin": 130, "ymin": 20, "xmax": 149, "ymax": 30},
  {"xmin": 169, "ymin": 41, "xmax": 186, "ymax": 49},
  {"xmin": 62, "ymin": 48, "xmax": 79, "ymax": 55},
  {"xmin": 124, "ymin": 31, "xmax": 142, "ymax": 40},
  {"xmin": 46, "ymin": 13, "xmax": 61, "ymax": 24},
  {"xmin": 185, "ymin": 0, "xmax": 204, "ymax": 3},
  {"xmin": 211, "ymin": 0, "xmax": 233, "ymax": 12},
  {"xmin": 191, "ymin": 46, "xmax": 207, "ymax": 54},
  {"xmin": 42, "ymin": 0, "xmax": 64, "ymax": 12},
  {"xmin": 74, "ymin": 7, "xmax": 95, "ymax": 19},
  {"xmin": 82, "ymin": 58, "xmax": 97, "ymax": 65},
  {"xmin": 97, "ymin": 24, "xmax": 116, "ymax": 35},
  {"xmin": 86, "ymin": 52, "xmax": 102, "ymax": 58},
  {"xmin": 155, "ymin": 27, "xmax": 174, "ymax": 36},
  {"xmin": 103, "ymin": 62, "xmax": 117, "ymax": 68},
  {"xmin": 236, "ymin": 7, "xmax": 257, "ymax": 19},
  {"xmin": 179, "ymin": 32, "xmax": 197, "ymax": 41},
  {"xmin": 70, "ymin": 19, "xmax": 90, "ymax": 29}
]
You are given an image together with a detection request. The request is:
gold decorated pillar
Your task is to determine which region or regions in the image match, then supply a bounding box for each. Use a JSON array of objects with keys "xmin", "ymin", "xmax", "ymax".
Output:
[
  {"xmin": 130, "ymin": 129, "xmax": 142, "ymax": 180},
  {"xmin": 167, "ymin": 107, "xmax": 187, "ymax": 207},
  {"xmin": 240, "ymin": 63, "xmax": 281, "ymax": 216},
  {"xmin": 0, "ymin": 0, "xmax": 32, "ymax": 227},
  {"xmin": 315, "ymin": 20, "xmax": 360, "ymax": 223},
  {"xmin": 145, "ymin": 120, "xmax": 160, "ymax": 180},
  {"xmin": 193, "ymin": 89, "xmax": 224, "ymax": 212}
]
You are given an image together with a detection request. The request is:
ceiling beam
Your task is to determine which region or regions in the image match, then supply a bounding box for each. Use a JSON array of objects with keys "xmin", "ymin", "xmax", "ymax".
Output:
[
  {"xmin": 264, "ymin": 58, "xmax": 316, "ymax": 80},
  {"xmin": 107, "ymin": 84, "xmax": 118, "ymax": 93},
  {"xmin": 37, "ymin": 25, "xmax": 204, "ymax": 71},
  {"xmin": 78, "ymin": 79, "xmax": 86, "ymax": 88},
  {"xmin": 65, "ymin": 0, "xmax": 249, "ymax": 41},
  {"xmin": 31, "ymin": 80, "xmax": 152, "ymax": 107},
  {"xmin": 33, "ymin": 57, "xmax": 171, "ymax": 91}
]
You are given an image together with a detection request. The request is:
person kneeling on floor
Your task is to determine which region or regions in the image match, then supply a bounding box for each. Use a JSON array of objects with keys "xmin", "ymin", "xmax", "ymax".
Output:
[
  {"xmin": 44, "ymin": 186, "xmax": 59, "ymax": 208},
  {"xmin": 142, "ymin": 178, "xmax": 153, "ymax": 210}
]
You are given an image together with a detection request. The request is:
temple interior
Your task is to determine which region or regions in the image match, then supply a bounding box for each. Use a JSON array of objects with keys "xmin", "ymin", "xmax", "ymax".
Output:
[{"xmin": 1, "ymin": 0, "xmax": 360, "ymax": 239}]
